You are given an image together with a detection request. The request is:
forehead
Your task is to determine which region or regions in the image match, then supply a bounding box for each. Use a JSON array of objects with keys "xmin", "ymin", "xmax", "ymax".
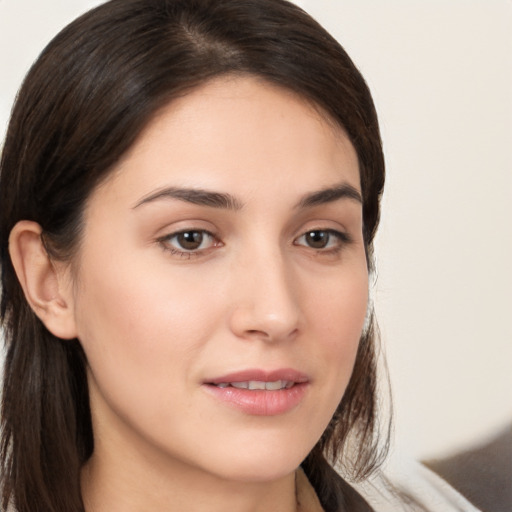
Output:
[{"xmin": 94, "ymin": 75, "xmax": 360, "ymax": 207}]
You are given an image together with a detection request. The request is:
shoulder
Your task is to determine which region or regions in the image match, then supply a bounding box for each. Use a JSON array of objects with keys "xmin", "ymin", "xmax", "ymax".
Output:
[{"xmin": 347, "ymin": 455, "xmax": 483, "ymax": 512}]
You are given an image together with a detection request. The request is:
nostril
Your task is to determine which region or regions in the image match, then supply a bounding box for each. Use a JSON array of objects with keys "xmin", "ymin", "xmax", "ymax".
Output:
[
  {"xmin": 245, "ymin": 328, "xmax": 272, "ymax": 339},
  {"xmin": 243, "ymin": 327, "xmax": 299, "ymax": 342}
]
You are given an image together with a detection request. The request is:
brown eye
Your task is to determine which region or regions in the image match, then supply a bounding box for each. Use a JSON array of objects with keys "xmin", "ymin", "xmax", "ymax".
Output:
[
  {"xmin": 295, "ymin": 229, "xmax": 350, "ymax": 251},
  {"xmin": 176, "ymin": 231, "xmax": 205, "ymax": 250},
  {"xmin": 162, "ymin": 230, "xmax": 217, "ymax": 253},
  {"xmin": 304, "ymin": 230, "xmax": 330, "ymax": 249}
]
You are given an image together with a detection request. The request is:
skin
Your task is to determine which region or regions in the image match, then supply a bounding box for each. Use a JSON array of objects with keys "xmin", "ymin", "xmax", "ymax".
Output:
[{"xmin": 11, "ymin": 76, "xmax": 369, "ymax": 512}]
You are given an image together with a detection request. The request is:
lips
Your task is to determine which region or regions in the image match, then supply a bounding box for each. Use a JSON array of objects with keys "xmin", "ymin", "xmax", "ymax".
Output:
[
  {"xmin": 203, "ymin": 369, "xmax": 309, "ymax": 416},
  {"xmin": 206, "ymin": 368, "xmax": 309, "ymax": 386}
]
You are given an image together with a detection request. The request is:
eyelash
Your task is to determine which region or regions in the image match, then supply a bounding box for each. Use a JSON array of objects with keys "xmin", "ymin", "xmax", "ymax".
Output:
[{"xmin": 157, "ymin": 228, "xmax": 352, "ymax": 258}]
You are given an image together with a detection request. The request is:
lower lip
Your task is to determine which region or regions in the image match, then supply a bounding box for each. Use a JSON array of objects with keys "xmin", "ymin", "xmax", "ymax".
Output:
[{"xmin": 203, "ymin": 383, "xmax": 308, "ymax": 416}]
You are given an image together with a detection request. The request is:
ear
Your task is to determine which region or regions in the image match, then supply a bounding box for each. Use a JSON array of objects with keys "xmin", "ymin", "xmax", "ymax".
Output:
[{"xmin": 8, "ymin": 220, "xmax": 78, "ymax": 340}]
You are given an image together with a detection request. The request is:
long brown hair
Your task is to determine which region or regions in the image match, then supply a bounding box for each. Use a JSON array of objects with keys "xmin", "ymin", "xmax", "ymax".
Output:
[{"xmin": 0, "ymin": 1, "xmax": 386, "ymax": 510}]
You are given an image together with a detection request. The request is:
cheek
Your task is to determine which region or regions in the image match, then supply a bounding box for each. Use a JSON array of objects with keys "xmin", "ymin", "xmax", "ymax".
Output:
[
  {"xmin": 71, "ymin": 253, "xmax": 224, "ymax": 405},
  {"xmin": 301, "ymin": 262, "xmax": 369, "ymax": 406},
  {"xmin": 311, "ymin": 263, "xmax": 369, "ymax": 346},
  {"xmin": 72, "ymin": 262, "xmax": 231, "ymax": 461},
  {"xmin": 75, "ymin": 248, "xmax": 219, "ymax": 341}
]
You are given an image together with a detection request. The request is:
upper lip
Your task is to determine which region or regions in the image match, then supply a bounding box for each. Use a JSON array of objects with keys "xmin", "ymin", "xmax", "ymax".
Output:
[{"xmin": 205, "ymin": 368, "xmax": 309, "ymax": 385}]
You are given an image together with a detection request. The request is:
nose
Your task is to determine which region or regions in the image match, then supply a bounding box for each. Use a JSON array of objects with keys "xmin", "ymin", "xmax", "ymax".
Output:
[{"xmin": 228, "ymin": 249, "xmax": 301, "ymax": 343}]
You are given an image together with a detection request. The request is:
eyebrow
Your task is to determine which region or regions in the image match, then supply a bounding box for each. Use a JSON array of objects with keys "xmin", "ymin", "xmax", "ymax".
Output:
[
  {"xmin": 133, "ymin": 186, "xmax": 243, "ymax": 210},
  {"xmin": 295, "ymin": 183, "xmax": 362, "ymax": 208},
  {"xmin": 133, "ymin": 182, "xmax": 362, "ymax": 211}
]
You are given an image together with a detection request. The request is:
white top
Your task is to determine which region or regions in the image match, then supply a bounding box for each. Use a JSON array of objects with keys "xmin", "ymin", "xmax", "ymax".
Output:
[{"xmin": 352, "ymin": 456, "xmax": 482, "ymax": 512}]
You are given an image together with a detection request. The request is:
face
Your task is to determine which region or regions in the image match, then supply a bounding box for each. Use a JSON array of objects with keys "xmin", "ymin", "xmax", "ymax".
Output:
[{"xmin": 69, "ymin": 76, "xmax": 368, "ymax": 484}]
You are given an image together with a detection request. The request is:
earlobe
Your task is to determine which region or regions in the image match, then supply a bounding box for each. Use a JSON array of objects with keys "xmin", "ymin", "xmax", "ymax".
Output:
[{"xmin": 8, "ymin": 220, "xmax": 78, "ymax": 340}]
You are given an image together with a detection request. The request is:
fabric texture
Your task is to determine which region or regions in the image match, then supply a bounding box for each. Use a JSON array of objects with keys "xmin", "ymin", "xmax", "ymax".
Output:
[
  {"xmin": 349, "ymin": 456, "xmax": 483, "ymax": 512},
  {"xmin": 298, "ymin": 455, "xmax": 483, "ymax": 512}
]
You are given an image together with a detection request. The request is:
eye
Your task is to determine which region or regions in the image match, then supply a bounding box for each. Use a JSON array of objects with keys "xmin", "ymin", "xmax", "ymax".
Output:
[
  {"xmin": 294, "ymin": 229, "xmax": 350, "ymax": 251},
  {"xmin": 159, "ymin": 229, "xmax": 218, "ymax": 254}
]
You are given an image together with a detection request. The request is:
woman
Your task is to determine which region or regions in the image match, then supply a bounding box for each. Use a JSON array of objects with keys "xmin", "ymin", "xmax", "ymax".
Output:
[{"xmin": 0, "ymin": 1, "xmax": 481, "ymax": 511}]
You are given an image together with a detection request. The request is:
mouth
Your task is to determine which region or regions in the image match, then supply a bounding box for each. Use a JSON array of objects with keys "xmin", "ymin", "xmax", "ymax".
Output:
[
  {"xmin": 211, "ymin": 380, "xmax": 296, "ymax": 390},
  {"xmin": 205, "ymin": 368, "xmax": 309, "ymax": 388},
  {"xmin": 203, "ymin": 369, "xmax": 309, "ymax": 415}
]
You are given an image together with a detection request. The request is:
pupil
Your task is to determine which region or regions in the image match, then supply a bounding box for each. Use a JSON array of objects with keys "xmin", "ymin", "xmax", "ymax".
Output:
[
  {"xmin": 178, "ymin": 231, "xmax": 203, "ymax": 250},
  {"xmin": 306, "ymin": 231, "xmax": 328, "ymax": 248}
]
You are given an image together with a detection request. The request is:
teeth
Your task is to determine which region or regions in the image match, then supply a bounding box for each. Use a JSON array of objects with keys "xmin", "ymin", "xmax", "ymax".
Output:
[
  {"xmin": 231, "ymin": 381, "xmax": 249, "ymax": 389},
  {"xmin": 249, "ymin": 381, "xmax": 266, "ymax": 390},
  {"xmin": 216, "ymin": 380, "xmax": 293, "ymax": 390},
  {"xmin": 265, "ymin": 380, "xmax": 285, "ymax": 390}
]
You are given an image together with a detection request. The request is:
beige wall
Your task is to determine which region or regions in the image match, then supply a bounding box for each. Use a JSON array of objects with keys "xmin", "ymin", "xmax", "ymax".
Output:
[{"xmin": 1, "ymin": 0, "xmax": 511, "ymax": 460}]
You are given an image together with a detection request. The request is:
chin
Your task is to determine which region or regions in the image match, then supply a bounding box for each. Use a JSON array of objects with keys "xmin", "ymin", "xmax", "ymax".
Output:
[{"xmin": 200, "ymin": 442, "xmax": 312, "ymax": 484}]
